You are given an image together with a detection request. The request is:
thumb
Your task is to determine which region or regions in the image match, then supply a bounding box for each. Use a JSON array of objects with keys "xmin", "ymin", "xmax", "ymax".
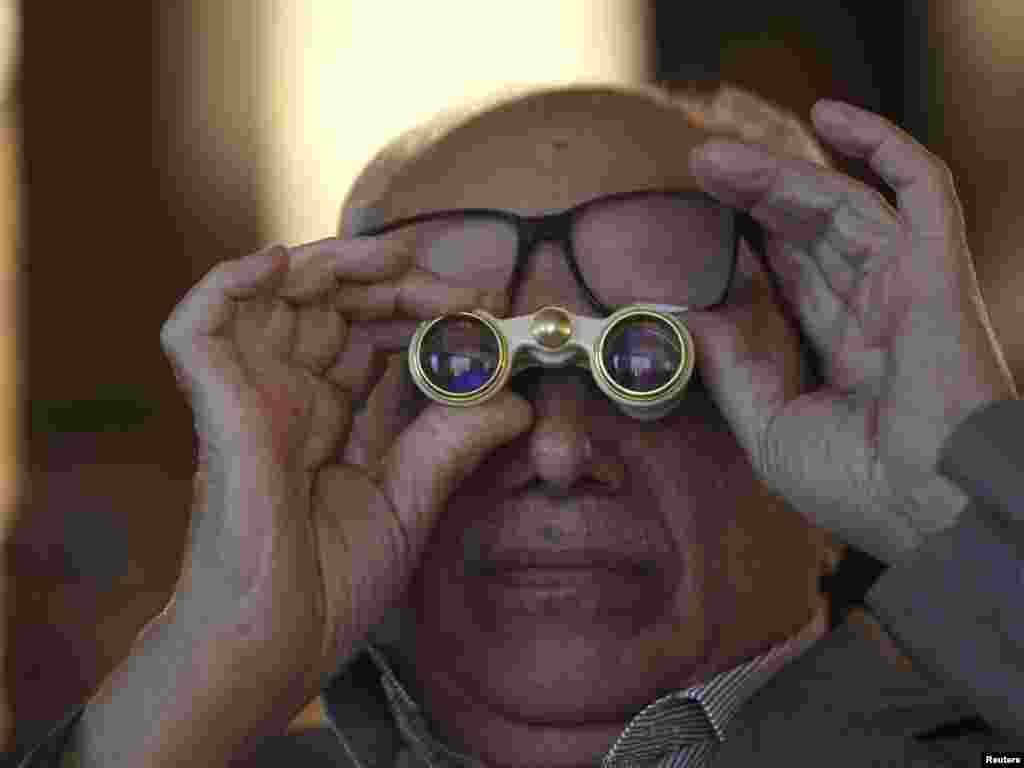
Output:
[
  {"xmin": 377, "ymin": 389, "xmax": 534, "ymax": 559},
  {"xmin": 312, "ymin": 389, "xmax": 532, "ymax": 655},
  {"xmin": 682, "ymin": 239, "xmax": 804, "ymax": 468}
]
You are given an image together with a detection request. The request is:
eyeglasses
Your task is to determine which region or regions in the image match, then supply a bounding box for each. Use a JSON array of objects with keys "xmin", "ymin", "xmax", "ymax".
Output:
[{"xmin": 354, "ymin": 189, "xmax": 761, "ymax": 316}]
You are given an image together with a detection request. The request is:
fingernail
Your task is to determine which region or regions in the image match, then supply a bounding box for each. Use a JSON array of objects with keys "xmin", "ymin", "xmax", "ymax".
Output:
[
  {"xmin": 814, "ymin": 100, "xmax": 849, "ymax": 124},
  {"xmin": 258, "ymin": 243, "xmax": 287, "ymax": 265},
  {"xmin": 242, "ymin": 244, "xmax": 286, "ymax": 276}
]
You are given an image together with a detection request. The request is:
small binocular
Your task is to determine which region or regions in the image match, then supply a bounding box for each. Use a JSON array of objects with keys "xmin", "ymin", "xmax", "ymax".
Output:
[{"xmin": 406, "ymin": 304, "xmax": 698, "ymax": 421}]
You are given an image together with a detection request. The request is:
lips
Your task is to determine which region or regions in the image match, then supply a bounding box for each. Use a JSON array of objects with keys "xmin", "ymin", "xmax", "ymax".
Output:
[
  {"xmin": 473, "ymin": 547, "xmax": 657, "ymax": 578},
  {"xmin": 456, "ymin": 486, "xmax": 676, "ymax": 588}
]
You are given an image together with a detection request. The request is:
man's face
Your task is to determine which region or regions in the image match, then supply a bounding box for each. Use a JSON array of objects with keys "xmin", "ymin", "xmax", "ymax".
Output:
[{"xmin": 347, "ymin": 94, "xmax": 831, "ymax": 760}]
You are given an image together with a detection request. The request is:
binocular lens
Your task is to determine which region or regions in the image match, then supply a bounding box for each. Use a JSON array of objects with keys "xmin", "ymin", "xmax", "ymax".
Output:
[
  {"xmin": 415, "ymin": 308, "xmax": 688, "ymax": 407},
  {"xmin": 601, "ymin": 316, "xmax": 681, "ymax": 394},
  {"xmin": 419, "ymin": 315, "xmax": 500, "ymax": 395}
]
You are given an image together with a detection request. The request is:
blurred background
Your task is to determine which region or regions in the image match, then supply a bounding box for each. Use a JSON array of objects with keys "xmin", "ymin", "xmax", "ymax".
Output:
[{"xmin": 2, "ymin": 0, "xmax": 1022, "ymax": 762}]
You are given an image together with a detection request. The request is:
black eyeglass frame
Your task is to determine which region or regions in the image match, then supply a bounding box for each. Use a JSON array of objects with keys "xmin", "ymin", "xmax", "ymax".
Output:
[{"xmin": 353, "ymin": 188, "xmax": 763, "ymax": 317}]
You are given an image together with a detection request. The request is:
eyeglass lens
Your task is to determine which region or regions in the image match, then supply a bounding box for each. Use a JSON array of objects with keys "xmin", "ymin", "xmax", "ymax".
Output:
[{"xmin": 389, "ymin": 193, "xmax": 735, "ymax": 311}]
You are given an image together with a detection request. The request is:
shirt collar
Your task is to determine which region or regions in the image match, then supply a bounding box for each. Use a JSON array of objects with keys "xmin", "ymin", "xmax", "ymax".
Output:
[{"xmin": 347, "ymin": 609, "xmax": 828, "ymax": 767}]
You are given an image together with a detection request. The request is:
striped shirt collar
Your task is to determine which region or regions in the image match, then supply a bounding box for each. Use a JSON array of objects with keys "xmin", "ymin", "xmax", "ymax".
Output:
[{"xmin": 362, "ymin": 609, "xmax": 828, "ymax": 767}]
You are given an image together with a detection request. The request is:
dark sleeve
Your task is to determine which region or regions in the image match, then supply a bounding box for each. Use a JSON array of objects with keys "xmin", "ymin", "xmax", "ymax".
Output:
[
  {"xmin": 7, "ymin": 704, "xmax": 86, "ymax": 767},
  {"xmin": 863, "ymin": 398, "xmax": 1024, "ymax": 741}
]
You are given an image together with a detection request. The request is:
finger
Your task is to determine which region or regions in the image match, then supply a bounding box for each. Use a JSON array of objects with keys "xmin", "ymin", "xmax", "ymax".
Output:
[
  {"xmin": 326, "ymin": 320, "xmax": 422, "ymax": 401},
  {"xmin": 161, "ymin": 245, "xmax": 289, "ymax": 345},
  {"xmin": 233, "ymin": 297, "xmax": 298, "ymax": 364},
  {"xmin": 683, "ymin": 240, "xmax": 806, "ymax": 467},
  {"xmin": 309, "ymin": 390, "xmax": 534, "ymax": 650},
  {"xmin": 334, "ymin": 266, "xmax": 507, "ymax": 320},
  {"xmin": 690, "ymin": 140, "xmax": 899, "ymax": 272},
  {"xmin": 346, "ymin": 353, "xmax": 424, "ymax": 470},
  {"xmin": 280, "ymin": 234, "xmax": 412, "ymax": 302},
  {"xmin": 763, "ymin": 238, "xmax": 887, "ymax": 390},
  {"xmin": 302, "ymin": 375, "xmax": 352, "ymax": 470},
  {"xmin": 377, "ymin": 389, "xmax": 534, "ymax": 557},
  {"xmin": 161, "ymin": 247, "xmax": 289, "ymax": 400},
  {"xmin": 292, "ymin": 299, "xmax": 347, "ymax": 374},
  {"xmin": 810, "ymin": 100, "xmax": 960, "ymax": 236}
]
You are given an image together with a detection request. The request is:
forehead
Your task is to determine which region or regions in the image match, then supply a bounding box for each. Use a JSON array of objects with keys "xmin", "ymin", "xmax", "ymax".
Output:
[{"xmin": 378, "ymin": 90, "xmax": 714, "ymax": 222}]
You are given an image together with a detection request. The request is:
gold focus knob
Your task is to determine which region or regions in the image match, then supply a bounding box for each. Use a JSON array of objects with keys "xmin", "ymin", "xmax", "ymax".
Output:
[{"xmin": 531, "ymin": 306, "xmax": 572, "ymax": 349}]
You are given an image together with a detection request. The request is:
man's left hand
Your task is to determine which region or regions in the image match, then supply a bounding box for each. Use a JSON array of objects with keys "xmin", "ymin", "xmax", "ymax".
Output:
[{"xmin": 684, "ymin": 99, "xmax": 1018, "ymax": 566}]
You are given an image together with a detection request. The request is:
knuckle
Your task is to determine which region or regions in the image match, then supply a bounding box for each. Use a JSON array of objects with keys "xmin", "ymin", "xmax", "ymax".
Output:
[
  {"xmin": 334, "ymin": 315, "xmax": 350, "ymax": 356},
  {"xmin": 209, "ymin": 259, "xmax": 236, "ymax": 282},
  {"xmin": 159, "ymin": 318, "xmax": 174, "ymax": 346},
  {"xmin": 314, "ymin": 314, "xmax": 346, "ymax": 372},
  {"xmin": 159, "ymin": 318, "xmax": 184, "ymax": 355},
  {"xmin": 755, "ymin": 417, "xmax": 784, "ymax": 489},
  {"xmin": 331, "ymin": 384, "xmax": 354, "ymax": 432},
  {"xmin": 392, "ymin": 269, "xmax": 425, "ymax": 315},
  {"xmin": 419, "ymin": 404, "xmax": 465, "ymax": 457}
]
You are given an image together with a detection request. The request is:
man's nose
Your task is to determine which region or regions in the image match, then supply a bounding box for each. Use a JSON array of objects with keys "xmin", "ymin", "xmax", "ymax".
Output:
[
  {"xmin": 508, "ymin": 240, "xmax": 626, "ymax": 494},
  {"xmin": 526, "ymin": 373, "xmax": 600, "ymax": 495}
]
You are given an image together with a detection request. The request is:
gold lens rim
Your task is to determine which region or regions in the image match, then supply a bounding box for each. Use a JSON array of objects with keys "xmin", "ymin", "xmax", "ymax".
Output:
[
  {"xmin": 594, "ymin": 307, "xmax": 693, "ymax": 401},
  {"xmin": 408, "ymin": 311, "xmax": 509, "ymax": 405}
]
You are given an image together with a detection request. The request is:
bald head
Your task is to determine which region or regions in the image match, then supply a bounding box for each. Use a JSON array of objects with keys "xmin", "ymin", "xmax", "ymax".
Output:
[
  {"xmin": 341, "ymin": 83, "xmax": 830, "ymax": 234},
  {"xmin": 378, "ymin": 89, "xmax": 708, "ymax": 223}
]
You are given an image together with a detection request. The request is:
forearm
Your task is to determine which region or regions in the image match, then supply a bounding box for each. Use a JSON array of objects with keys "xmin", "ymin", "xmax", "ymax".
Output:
[{"xmin": 73, "ymin": 603, "xmax": 319, "ymax": 768}]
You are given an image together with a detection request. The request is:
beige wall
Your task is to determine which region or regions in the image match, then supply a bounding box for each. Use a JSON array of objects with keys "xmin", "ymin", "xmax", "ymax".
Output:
[
  {"xmin": 254, "ymin": 0, "xmax": 652, "ymax": 246},
  {"xmin": 0, "ymin": 0, "xmax": 18, "ymax": 751},
  {"xmin": 0, "ymin": 99, "xmax": 16, "ymax": 757},
  {"xmin": 8, "ymin": 2, "xmax": 257, "ymax": 748}
]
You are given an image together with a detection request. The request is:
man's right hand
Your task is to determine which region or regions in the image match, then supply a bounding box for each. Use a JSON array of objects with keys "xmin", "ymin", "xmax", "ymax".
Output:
[{"xmin": 158, "ymin": 236, "xmax": 533, "ymax": 705}]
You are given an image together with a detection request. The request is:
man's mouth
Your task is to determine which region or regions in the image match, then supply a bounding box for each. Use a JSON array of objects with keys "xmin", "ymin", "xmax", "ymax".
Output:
[
  {"xmin": 465, "ymin": 548, "xmax": 667, "ymax": 622},
  {"xmin": 453, "ymin": 493, "xmax": 680, "ymax": 623},
  {"xmin": 471, "ymin": 547, "xmax": 658, "ymax": 579}
]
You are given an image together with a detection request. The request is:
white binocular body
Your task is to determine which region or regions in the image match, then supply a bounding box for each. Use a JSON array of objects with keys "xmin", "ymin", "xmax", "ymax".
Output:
[{"xmin": 406, "ymin": 304, "xmax": 697, "ymax": 422}]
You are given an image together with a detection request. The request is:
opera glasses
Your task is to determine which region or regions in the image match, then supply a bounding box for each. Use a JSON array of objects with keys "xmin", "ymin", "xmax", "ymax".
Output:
[{"xmin": 407, "ymin": 304, "xmax": 697, "ymax": 421}]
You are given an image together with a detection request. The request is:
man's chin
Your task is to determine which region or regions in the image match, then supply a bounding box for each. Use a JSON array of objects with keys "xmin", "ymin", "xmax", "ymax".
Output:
[{"xmin": 416, "ymin": 624, "xmax": 686, "ymax": 726}]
